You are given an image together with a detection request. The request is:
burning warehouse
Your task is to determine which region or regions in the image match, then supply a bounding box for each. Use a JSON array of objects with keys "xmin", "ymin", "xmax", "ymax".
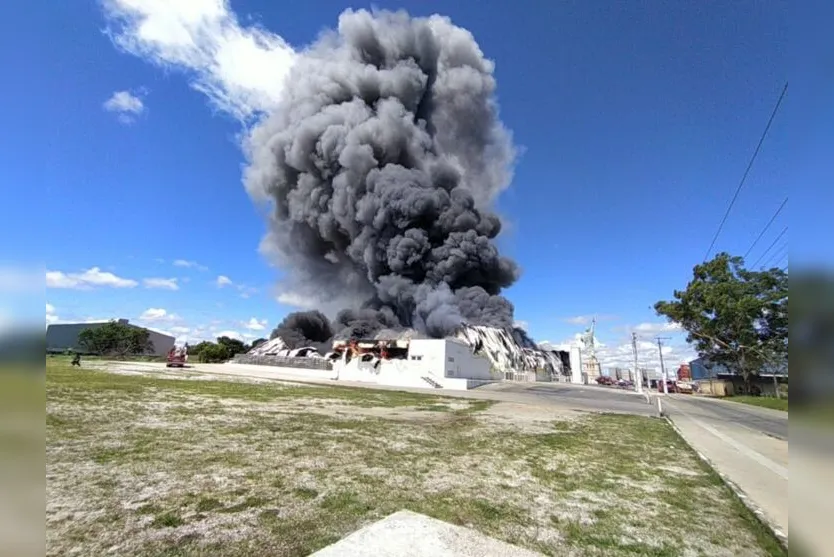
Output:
[
  {"xmin": 246, "ymin": 322, "xmax": 571, "ymax": 390},
  {"xmin": 237, "ymin": 10, "xmax": 571, "ymax": 388}
]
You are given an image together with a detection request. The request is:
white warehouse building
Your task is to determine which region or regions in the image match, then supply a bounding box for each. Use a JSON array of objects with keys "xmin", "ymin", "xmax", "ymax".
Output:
[{"xmin": 335, "ymin": 338, "xmax": 495, "ymax": 390}]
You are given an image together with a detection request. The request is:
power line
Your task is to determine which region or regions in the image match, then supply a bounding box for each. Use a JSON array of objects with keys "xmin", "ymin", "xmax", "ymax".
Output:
[
  {"xmin": 743, "ymin": 197, "xmax": 788, "ymax": 259},
  {"xmin": 775, "ymin": 253, "xmax": 788, "ymax": 269},
  {"xmin": 761, "ymin": 242, "xmax": 788, "ymax": 269},
  {"xmin": 751, "ymin": 226, "xmax": 788, "ymax": 267},
  {"xmin": 703, "ymin": 82, "xmax": 789, "ymax": 262}
]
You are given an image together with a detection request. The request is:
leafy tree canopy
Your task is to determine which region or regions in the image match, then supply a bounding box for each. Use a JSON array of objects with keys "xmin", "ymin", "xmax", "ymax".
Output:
[
  {"xmin": 216, "ymin": 336, "xmax": 248, "ymax": 356},
  {"xmin": 78, "ymin": 321, "xmax": 154, "ymax": 358},
  {"xmin": 187, "ymin": 341, "xmax": 214, "ymax": 356},
  {"xmin": 654, "ymin": 253, "xmax": 788, "ymax": 383}
]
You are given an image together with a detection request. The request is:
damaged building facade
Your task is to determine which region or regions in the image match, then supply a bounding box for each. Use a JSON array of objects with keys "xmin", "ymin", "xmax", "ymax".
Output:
[{"xmin": 240, "ymin": 324, "xmax": 573, "ymax": 390}]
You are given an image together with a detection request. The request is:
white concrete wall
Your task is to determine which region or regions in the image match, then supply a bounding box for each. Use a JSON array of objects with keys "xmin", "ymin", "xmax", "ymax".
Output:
[
  {"xmin": 330, "ymin": 339, "xmax": 494, "ymax": 390},
  {"xmin": 379, "ymin": 360, "xmax": 437, "ymax": 389},
  {"xmin": 407, "ymin": 339, "xmax": 446, "ymax": 370},
  {"xmin": 442, "ymin": 339, "xmax": 492, "ymax": 380}
]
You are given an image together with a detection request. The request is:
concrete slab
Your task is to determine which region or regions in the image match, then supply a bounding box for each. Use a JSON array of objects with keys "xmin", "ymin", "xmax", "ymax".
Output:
[{"xmin": 308, "ymin": 510, "xmax": 544, "ymax": 557}]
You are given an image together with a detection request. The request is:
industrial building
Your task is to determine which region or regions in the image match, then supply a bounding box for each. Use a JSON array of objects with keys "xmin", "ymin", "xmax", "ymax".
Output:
[
  {"xmin": 334, "ymin": 337, "xmax": 494, "ymax": 390},
  {"xmin": 46, "ymin": 319, "xmax": 175, "ymax": 356},
  {"xmin": 689, "ymin": 356, "xmax": 788, "ymax": 397},
  {"xmin": 239, "ymin": 323, "xmax": 577, "ymax": 390}
]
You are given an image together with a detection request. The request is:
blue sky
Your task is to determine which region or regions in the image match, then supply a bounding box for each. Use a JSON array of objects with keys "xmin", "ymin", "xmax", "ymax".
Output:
[{"xmin": 6, "ymin": 1, "xmax": 802, "ymax": 370}]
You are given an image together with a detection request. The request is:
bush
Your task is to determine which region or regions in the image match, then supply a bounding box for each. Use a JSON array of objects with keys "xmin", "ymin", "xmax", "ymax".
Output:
[{"xmin": 200, "ymin": 343, "xmax": 230, "ymax": 363}]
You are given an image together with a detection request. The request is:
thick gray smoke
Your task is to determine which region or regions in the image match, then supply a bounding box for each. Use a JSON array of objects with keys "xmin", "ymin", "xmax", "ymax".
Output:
[
  {"xmin": 270, "ymin": 311, "xmax": 333, "ymax": 349},
  {"xmin": 245, "ymin": 9, "xmax": 519, "ymax": 339}
]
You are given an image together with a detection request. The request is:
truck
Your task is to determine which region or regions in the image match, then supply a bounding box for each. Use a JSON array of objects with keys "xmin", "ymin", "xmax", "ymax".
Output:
[{"xmin": 166, "ymin": 346, "xmax": 188, "ymax": 368}]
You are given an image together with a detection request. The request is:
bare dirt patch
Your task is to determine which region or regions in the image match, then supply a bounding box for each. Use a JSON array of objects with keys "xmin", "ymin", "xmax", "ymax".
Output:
[{"xmin": 46, "ymin": 362, "xmax": 785, "ymax": 557}]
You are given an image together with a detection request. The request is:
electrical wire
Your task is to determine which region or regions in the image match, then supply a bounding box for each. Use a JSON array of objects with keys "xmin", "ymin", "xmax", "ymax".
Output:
[
  {"xmin": 751, "ymin": 226, "xmax": 788, "ymax": 268},
  {"xmin": 761, "ymin": 243, "xmax": 788, "ymax": 269},
  {"xmin": 743, "ymin": 197, "xmax": 788, "ymax": 259},
  {"xmin": 703, "ymin": 82, "xmax": 789, "ymax": 261}
]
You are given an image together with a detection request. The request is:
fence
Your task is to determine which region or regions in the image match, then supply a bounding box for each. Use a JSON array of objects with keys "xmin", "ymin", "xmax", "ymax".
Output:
[{"xmin": 232, "ymin": 354, "xmax": 333, "ymax": 371}]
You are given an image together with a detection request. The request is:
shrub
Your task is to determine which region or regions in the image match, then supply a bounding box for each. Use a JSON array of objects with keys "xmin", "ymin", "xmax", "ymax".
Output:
[{"xmin": 200, "ymin": 343, "xmax": 230, "ymax": 363}]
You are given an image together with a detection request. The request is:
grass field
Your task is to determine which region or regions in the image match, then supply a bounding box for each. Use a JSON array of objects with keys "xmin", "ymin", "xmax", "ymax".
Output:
[
  {"xmin": 46, "ymin": 360, "xmax": 785, "ymax": 556},
  {"xmin": 726, "ymin": 396, "xmax": 788, "ymax": 412}
]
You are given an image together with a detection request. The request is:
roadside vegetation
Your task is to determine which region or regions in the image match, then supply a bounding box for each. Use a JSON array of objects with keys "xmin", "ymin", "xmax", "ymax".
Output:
[
  {"xmin": 726, "ymin": 395, "xmax": 788, "ymax": 412},
  {"xmin": 47, "ymin": 360, "xmax": 785, "ymax": 557}
]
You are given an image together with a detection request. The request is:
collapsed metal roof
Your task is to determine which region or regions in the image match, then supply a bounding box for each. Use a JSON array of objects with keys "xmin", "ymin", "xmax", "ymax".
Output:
[{"xmin": 247, "ymin": 323, "xmax": 568, "ymax": 374}]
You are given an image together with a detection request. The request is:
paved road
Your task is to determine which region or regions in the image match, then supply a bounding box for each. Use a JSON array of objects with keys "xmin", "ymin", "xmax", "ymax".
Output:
[
  {"xmin": 489, "ymin": 382, "xmax": 654, "ymax": 416},
  {"xmin": 662, "ymin": 395, "xmax": 789, "ymax": 544},
  {"xmin": 664, "ymin": 395, "xmax": 787, "ymax": 440},
  {"xmin": 94, "ymin": 360, "xmax": 657, "ymax": 416}
]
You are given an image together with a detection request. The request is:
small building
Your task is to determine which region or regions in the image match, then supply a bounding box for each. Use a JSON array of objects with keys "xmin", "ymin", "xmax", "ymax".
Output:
[
  {"xmin": 689, "ymin": 356, "xmax": 788, "ymax": 397},
  {"xmin": 334, "ymin": 338, "xmax": 494, "ymax": 390},
  {"xmin": 46, "ymin": 319, "xmax": 175, "ymax": 357}
]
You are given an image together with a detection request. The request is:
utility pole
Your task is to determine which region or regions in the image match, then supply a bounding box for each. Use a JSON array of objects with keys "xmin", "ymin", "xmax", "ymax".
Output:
[
  {"xmin": 656, "ymin": 337, "xmax": 671, "ymax": 395},
  {"xmin": 632, "ymin": 333, "xmax": 643, "ymax": 394}
]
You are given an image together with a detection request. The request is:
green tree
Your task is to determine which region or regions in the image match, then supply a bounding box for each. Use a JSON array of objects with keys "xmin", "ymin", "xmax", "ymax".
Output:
[
  {"xmin": 200, "ymin": 343, "xmax": 230, "ymax": 363},
  {"xmin": 187, "ymin": 341, "xmax": 214, "ymax": 358},
  {"xmin": 78, "ymin": 321, "xmax": 154, "ymax": 358},
  {"xmin": 251, "ymin": 338, "xmax": 267, "ymax": 349},
  {"xmin": 216, "ymin": 336, "xmax": 247, "ymax": 357},
  {"xmin": 654, "ymin": 253, "xmax": 788, "ymax": 391}
]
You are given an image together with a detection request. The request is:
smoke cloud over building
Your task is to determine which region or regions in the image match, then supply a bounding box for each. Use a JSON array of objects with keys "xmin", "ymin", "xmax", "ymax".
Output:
[{"xmin": 244, "ymin": 9, "xmax": 521, "ymax": 343}]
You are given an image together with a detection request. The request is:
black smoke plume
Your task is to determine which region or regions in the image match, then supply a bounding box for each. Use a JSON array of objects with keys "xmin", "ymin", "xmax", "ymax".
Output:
[
  {"xmin": 245, "ymin": 9, "xmax": 520, "ymax": 340},
  {"xmin": 270, "ymin": 311, "xmax": 333, "ymax": 349}
]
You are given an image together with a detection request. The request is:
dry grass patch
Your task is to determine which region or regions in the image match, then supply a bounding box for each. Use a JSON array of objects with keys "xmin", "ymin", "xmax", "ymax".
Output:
[{"xmin": 47, "ymin": 362, "xmax": 784, "ymax": 556}]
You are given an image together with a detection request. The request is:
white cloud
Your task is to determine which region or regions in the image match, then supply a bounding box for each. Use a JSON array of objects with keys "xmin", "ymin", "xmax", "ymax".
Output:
[
  {"xmin": 46, "ymin": 267, "xmax": 138, "ymax": 289},
  {"xmin": 215, "ymin": 329, "xmax": 243, "ymax": 341},
  {"xmin": 243, "ymin": 317, "xmax": 267, "ymax": 331},
  {"xmin": 103, "ymin": 90, "xmax": 146, "ymax": 123},
  {"xmin": 564, "ymin": 315, "xmax": 593, "ymax": 326},
  {"xmin": 46, "ymin": 303, "xmax": 58, "ymax": 325},
  {"xmin": 275, "ymin": 291, "xmax": 316, "ymax": 309},
  {"xmin": 169, "ymin": 325, "xmax": 190, "ymax": 334},
  {"xmin": 238, "ymin": 285, "xmax": 259, "ymax": 299},
  {"xmin": 173, "ymin": 259, "xmax": 208, "ymax": 271},
  {"xmin": 138, "ymin": 307, "xmax": 180, "ymax": 322},
  {"xmin": 101, "ymin": 0, "xmax": 296, "ymax": 120},
  {"xmin": 563, "ymin": 314, "xmax": 619, "ymax": 326},
  {"xmin": 143, "ymin": 277, "xmax": 179, "ymax": 290},
  {"xmin": 633, "ymin": 322, "xmax": 683, "ymax": 336},
  {"xmin": 213, "ymin": 274, "xmax": 257, "ymax": 298}
]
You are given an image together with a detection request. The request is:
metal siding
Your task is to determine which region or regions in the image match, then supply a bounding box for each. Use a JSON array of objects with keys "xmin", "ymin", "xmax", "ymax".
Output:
[{"xmin": 45, "ymin": 322, "xmax": 175, "ymax": 356}]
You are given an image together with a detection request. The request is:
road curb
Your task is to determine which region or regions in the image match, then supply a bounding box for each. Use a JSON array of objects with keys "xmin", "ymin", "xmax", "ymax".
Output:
[{"xmin": 663, "ymin": 416, "xmax": 789, "ymax": 551}]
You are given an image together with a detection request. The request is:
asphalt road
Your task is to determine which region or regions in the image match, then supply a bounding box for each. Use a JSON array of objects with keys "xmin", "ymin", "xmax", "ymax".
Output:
[
  {"xmin": 95, "ymin": 360, "xmax": 658, "ymax": 416},
  {"xmin": 663, "ymin": 395, "xmax": 788, "ymax": 440},
  {"xmin": 662, "ymin": 394, "xmax": 789, "ymax": 543},
  {"xmin": 487, "ymin": 382, "xmax": 655, "ymax": 416}
]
